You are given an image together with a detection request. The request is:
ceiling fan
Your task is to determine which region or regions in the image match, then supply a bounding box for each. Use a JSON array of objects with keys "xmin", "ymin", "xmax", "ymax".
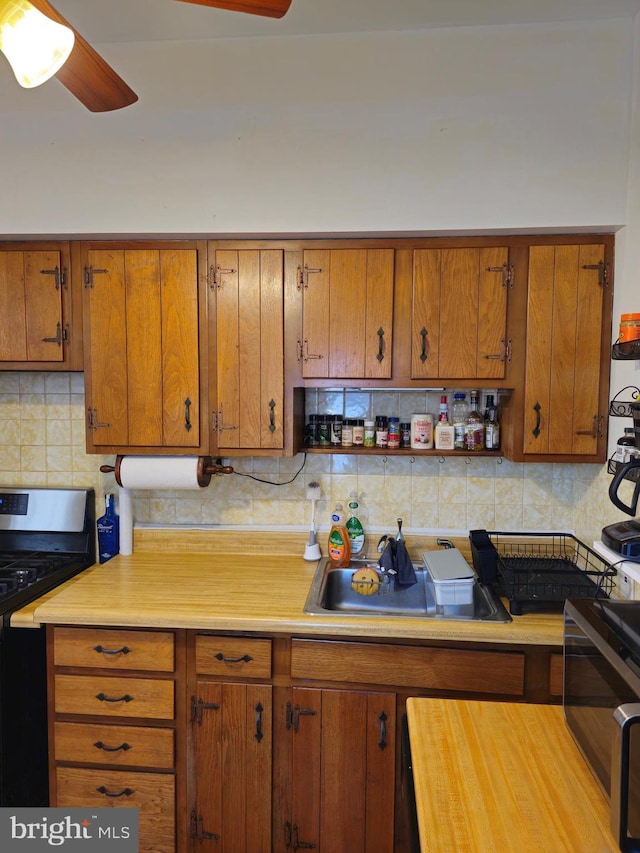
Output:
[{"xmin": 1, "ymin": 0, "xmax": 293, "ymax": 112}]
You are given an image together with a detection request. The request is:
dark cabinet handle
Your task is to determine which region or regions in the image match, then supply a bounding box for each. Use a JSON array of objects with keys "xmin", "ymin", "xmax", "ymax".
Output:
[
  {"xmin": 214, "ymin": 652, "xmax": 253, "ymax": 664},
  {"xmin": 93, "ymin": 644, "xmax": 131, "ymax": 656},
  {"xmin": 184, "ymin": 397, "xmax": 193, "ymax": 432},
  {"xmin": 95, "ymin": 693, "xmax": 133, "ymax": 704},
  {"xmin": 532, "ymin": 402, "xmax": 541, "ymax": 438},
  {"xmin": 96, "ymin": 785, "xmax": 134, "ymax": 798},
  {"xmin": 419, "ymin": 327, "xmax": 428, "ymax": 362},
  {"xmin": 255, "ymin": 702, "xmax": 264, "ymax": 742},
  {"xmin": 268, "ymin": 399, "xmax": 276, "ymax": 433},
  {"xmin": 377, "ymin": 327, "xmax": 385, "ymax": 362},
  {"xmin": 378, "ymin": 711, "xmax": 388, "ymax": 750},
  {"xmin": 94, "ymin": 741, "xmax": 131, "ymax": 753}
]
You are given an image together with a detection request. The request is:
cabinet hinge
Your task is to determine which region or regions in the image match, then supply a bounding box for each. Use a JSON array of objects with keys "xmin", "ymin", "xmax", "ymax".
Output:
[
  {"xmin": 190, "ymin": 811, "xmax": 220, "ymax": 842},
  {"xmin": 41, "ymin": 322, "xmax": 70, "ymax": 347},
  {"xmin": 581, "ymin": 259, "xmax": 608, "ymax": 287},
  {"xmin": 285, "ymin": 821, "xmax": 316, "ymax": 850},
  {"xmin": 297, "ymin": 264, "xmax": 324, "ymax": 290},
  {"xmin": 485, "ymin": 262, "xmax": 514, "ymax": 288},
  {"xmin": 40, "ymin": 265, "xmax": 67, "ymax": 289},
  {"xmin": 575, "ymin": 415, "xmax": 603, "ymax": 439},
  {"xmin": 482, "ymin": 338, "xmax": 512, "ymax": 364},
  {"xmin": 83, "ymin": 266, "xmax": 108, "ymax": 288},
  {"xmin": 297, "ymin": 339, "xmax": 323, "ymax": 363},
  {"xmin": 86, "ymin": 407, "xmax": 112, "ymax": 431},
  {"xmin": 191, "ymin": 695, "xmax": 221, "ymax": 726},
  {"xmin": 209, "ymin": 263, "xmax": 237, "ymax": 289},
  {"xmin": 214, "ymin": 408, "xmax": 238, "ymax": 432},
  {"xmin": 286, "ymin": 701, "xmax": 317, "ymax": 733}
]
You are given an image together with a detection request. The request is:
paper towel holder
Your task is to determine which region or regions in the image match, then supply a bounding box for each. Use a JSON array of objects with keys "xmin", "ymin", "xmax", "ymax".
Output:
[{"xmin": 100, "ymin": 455, "xmax": 234, "ymax": 488}]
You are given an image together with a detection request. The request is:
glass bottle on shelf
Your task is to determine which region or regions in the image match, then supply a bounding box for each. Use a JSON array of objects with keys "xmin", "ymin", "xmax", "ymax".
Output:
[
  {"xmin": 484, "ymin": 394, "xmax": 500, "ymax": 450},
  {"xmin": 465, "ymin": 390, "xmax": 485, "ymax": 451},
  {"xmin": 452, "ymin": 393, "xmax": 469, "ymax": 450}
]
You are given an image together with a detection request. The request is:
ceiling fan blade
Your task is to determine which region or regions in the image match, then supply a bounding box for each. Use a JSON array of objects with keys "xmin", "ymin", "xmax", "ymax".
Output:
[
  {"xmin": 174, "ymin": 0, "xmax": 292, "ymax": 19},
  {"xmin": 29, "ymin": 0, "xmax": 138, "ymax": 112}
]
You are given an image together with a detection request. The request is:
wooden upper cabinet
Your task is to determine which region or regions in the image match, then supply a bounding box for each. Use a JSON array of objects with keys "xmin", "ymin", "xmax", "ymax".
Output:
[
  {"xmin": 522, "ymin": 243, "xmax": 608, "ymax": 457},
  {"xmin": 0, "ymin": 244, "xmax": 81, "ymax": 369},
  {"xmin": 411, "ymin": 247, "xmax": 510, "ymax": 380},
  {"xmin": 82, "ymin": 243, "xmax": 204, "ymax": 452},
  {"xmin": 300, "ymin": 248, "xmax": 394, "ymax": 380},
  {"xmin": 210, "ymin": 247, "xmax": 284, "ymax": 452}
]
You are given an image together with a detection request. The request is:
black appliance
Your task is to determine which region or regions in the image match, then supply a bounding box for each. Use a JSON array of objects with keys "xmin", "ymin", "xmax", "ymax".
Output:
[
  {"xmin": 0, "ymin": 487, "xmax": 95, "ymax": 807},
  {"xmin": 604, "ymin": 402, "xmax": 640, "ymax": 559},
  {"xmin": 564, "ymin": 598, "xmax": 640, "ymax": 852}
]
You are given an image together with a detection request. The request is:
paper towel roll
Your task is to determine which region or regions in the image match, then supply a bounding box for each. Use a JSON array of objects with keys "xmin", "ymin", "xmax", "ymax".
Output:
[
  {"xmin": 118, "ymin": 487, "xmax": 133, "ymax": 556},
  {"xmin": 117, "ymin": 456, "xmax": 208, "ymax": 490}
]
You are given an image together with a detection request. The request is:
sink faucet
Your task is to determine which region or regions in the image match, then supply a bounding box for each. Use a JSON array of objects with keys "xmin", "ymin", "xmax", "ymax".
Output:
[{"xmin": 377, "ymin": 519, "xmax": 406, "ymax": 554}]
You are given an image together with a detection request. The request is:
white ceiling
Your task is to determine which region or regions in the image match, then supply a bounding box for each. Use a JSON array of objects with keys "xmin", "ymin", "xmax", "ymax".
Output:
[{"xmin": 55, "ymin": 0, "xmax": 640, "ymax": 45}]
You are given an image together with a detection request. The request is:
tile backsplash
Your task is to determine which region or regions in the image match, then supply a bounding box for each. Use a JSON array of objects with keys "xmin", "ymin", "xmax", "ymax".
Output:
[{"xmin": 0, "ymin": 372, "xmax": 634, "ymax": 589}]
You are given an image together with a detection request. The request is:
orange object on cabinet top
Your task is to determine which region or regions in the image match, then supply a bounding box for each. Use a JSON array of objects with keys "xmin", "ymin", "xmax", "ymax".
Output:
[{"xmin": 619, "ymin": 312, "xmax": 640, "ymax": 342}]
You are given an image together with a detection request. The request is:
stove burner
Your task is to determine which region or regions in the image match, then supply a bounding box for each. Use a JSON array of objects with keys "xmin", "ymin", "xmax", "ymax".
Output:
[{"xmin": 0, "ymin": 551, "xmax": 79, "ymax": 601}]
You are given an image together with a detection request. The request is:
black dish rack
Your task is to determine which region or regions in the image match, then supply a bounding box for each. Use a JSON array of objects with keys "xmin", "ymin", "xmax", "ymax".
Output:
[{"xmin": 469, "ymin": 531, "xmax": 617, "ymax": 615}]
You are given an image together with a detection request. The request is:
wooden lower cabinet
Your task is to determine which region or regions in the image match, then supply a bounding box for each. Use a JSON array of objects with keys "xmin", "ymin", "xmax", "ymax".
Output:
[
  {"xmin": 48, "ymin": 626, "xmax": 181, "ymax": 853},
  {"xmin": 277, "ymin": 687, "xmax": 396, "ymax": 853},
  {"xmin": 49, "ymin": 627, "xmax": 561, "ymax": 853},
  {"xmin": 56, "ymin": 767, "xmax": 175, "ymax": 853},
  {"xmin": 189, "ymin": 681, "xmax": 273, "ymax": 852}
]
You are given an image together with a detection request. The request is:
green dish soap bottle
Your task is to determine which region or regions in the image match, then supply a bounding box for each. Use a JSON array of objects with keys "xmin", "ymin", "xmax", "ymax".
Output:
[
  {"xmin": 346, "ymin": 492, "xmax": 365, "ymax": 556},
  {"xmin": 328, "ymin": 503, "xmax": 351, "ymax": 567}
]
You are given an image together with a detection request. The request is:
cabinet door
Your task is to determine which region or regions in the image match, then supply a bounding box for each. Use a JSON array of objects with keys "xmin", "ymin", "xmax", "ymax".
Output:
[
  {"xmin": 190, "ymin": 681, "xmax": 272, "ymax": 853},
  {"xmin": 301, "ymin": 248, "xmax": 394, "ymax": 379},
  {"xmin": 523, "ymin": 244, "xmax": 605, "ymax": 456},
  {"xmin": 213, "ymin": 248, "xmax": 284, "ymax": 450},
  {"xmin": 411, "ymin": 247, "xmax": 509, "ymax": 379},
  {"xmin": 287, "ymin": 687, "xmax": 396, "ymax": 853},
  {"xmin": 84, "ymin": 246, "xmax": 201, "ymax": 450},
  {"xmin": 0, "ymin": 250, "xmax": 65, "ymax": 362}
]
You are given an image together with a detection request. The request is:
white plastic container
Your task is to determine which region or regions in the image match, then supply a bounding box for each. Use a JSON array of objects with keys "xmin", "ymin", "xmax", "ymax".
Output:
[{"xmin": 422, "ymin": 548, "xmax": 475, "ymax": 606}]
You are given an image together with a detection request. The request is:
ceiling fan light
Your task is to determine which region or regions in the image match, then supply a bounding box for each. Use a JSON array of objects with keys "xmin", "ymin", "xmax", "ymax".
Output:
[{"xmin": 0, "ymin": 0, "xmax": 75, "ymax": 88}]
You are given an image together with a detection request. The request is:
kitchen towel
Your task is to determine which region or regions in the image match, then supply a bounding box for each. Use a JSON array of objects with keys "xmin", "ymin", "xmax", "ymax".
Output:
[{"xmin": 379, "ymin": 539, "xmax": 417, "ymax": 587}]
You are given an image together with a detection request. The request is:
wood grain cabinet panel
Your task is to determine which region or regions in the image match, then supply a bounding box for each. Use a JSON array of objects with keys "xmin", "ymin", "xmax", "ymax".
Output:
[
  {"xmin": 81, "ymin": 241, "xmax": 205, "ymax": 453},
  {"xmin": 411, "ymin": 246, "xmax": 509, "ymax": 380},
  {"xmin": 300, "ymin": 248, "xmax": 394, "ymax": 380},
  {"xmin": 195, "ymin": 635, "xmax": 272, "ymax": 678},
  {"xmin": 0, "ymin": 244, "xmax": 81, "ymax": 369},
  {"xmin": 210, "ymin": 247, "xmax": 285, "ymax": 452},
  {"xmin": 523, "ymin": 243, "xmax": 607, "ymax": 457},
  {"xmin": 56, "ymin": 767, "xmax": 175, "ymax": 853},
  {"xmin": 54, "ymin": 722, "xmax": 175, "ymax": 768},
  {"xmin": 54, "ymin": 675, "xmax": 175, "ymax": 719},
  {"xmin": 290, "ymin": 639, "xmax": 525, "ymax": 696},
  {"xmin": 53, "ymin": 627, "xmax": 175, "ymax": 671}
]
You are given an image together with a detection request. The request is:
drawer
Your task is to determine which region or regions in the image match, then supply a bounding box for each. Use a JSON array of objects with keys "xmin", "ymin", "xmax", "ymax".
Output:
[
  {"xmin": 55, "ymin": 767, "xmax": 174, "ymax": 853},
  {"xmin": 54, "ymin": 722, "xmax": 175, "ymax": 768},
  {"xmin": 55, "ymin": 674, "xmax": 175, "ymax": 719},
  {"xmin": 53, "ymin": 627, "xmax": 175, "ymax": 672},
  {"xmin": 549, "ymin": 653, "xmax": 564, "ymax": 696},
  {"xmin": 196, "ymin": 635, "xmax": 272, "ymax": 678},
  {"xmin": 290, "ymin": 639, "xmax": 525, "ymax": 696}
]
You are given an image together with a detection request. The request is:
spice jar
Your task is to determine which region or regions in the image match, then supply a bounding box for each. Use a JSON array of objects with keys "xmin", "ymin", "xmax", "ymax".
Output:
[
  {"xmin": 353, "ymin": 419, "xmax": 364, "ymax": 446},
  {"xmin": 388, "ymin": 417, "xmax": 400, "ymax": 449},
  {"xmin": 363, "ymin": 419, "xmax": 375, "ymax": 447},
  {"xmin": 375, "ymin": 416, "xmax": 389, "ymax": 448}
]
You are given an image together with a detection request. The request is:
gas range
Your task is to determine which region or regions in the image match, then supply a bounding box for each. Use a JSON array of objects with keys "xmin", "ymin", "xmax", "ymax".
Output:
[
  {"xmin": 0, "ymin": 487, "xmax": 96, "ymax": 807},
  {"xmin": 0, "ymin": 487, "xmax": 96, "ymax": 618}
]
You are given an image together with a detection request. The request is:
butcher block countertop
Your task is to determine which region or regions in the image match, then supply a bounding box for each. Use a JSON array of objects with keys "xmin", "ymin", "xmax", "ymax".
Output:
[
  {"xmin": 15, "ymin": 528, "xmax": 563, "ymax": 644},
  {"xmin": 406, "ymin": 698, "xmax": 618, "ymax": 853}
]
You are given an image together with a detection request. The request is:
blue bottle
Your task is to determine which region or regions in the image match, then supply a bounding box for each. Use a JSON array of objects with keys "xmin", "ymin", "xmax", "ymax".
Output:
[{"xmin": 97, "ymin": 493, "xmax": 119, "ymax": 564}]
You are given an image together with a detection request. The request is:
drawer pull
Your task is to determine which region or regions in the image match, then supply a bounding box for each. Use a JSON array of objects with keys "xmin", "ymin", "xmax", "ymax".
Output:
[
  {"xmin": 94, "ymin": 741, "xmax": 132, "ymax": 753},
  {"xmin": 93, "ymin": 644, "xmax": 132, "ymax": 656},
  {"xmin": 214, "ymin": 652, "xmax": 253, "ymax": 664},
  {"xmin": 96, "ymin": 785, "xmax": 135, "ymax": 798},
  {"xmin": 95, "ymin": 693, "xmax": 133, "ymax": 704}
]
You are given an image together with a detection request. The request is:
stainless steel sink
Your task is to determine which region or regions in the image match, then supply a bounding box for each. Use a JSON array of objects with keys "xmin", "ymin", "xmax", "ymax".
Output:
[{"xmin": 303, "ymin": 558, "xmax": 511, "ymax": 622}]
